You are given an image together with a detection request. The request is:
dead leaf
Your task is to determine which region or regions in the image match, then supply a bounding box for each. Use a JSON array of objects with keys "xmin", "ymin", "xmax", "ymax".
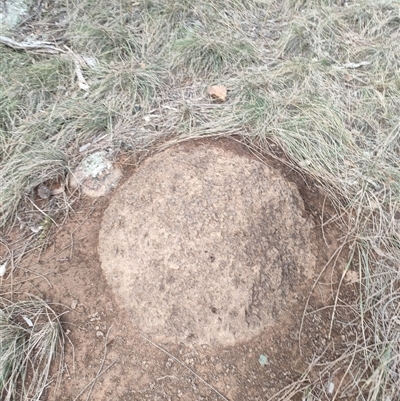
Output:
[
  {"xmin": 207, "ymin": 85, "xmax": 227, "ymax": 101},
  {"xmin": 0, "ymin": 262, "xmax": 7, "ymax": 277},
  {"xmin": 23, "ymin": 316, "xmax": 34, "ymax": 327},
  {"xmin": 50, "ymin": 182, "xmax": 65, "ymax": 196}
]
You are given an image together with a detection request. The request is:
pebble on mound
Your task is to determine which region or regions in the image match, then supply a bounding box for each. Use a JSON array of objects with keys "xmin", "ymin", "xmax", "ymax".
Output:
[{"xmin": 99, "ymin": 144, "xmax": 316, "ymax": 346}]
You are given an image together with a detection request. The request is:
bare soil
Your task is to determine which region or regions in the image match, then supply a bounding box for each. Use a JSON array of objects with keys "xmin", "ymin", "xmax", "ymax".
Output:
[
  {"xmin": 1, "ymin": 139, "xmax": 358, "ymax": 401},
  {"xmin": 100, "ymin": 144, "xmax": 316, "ymax": 347}
]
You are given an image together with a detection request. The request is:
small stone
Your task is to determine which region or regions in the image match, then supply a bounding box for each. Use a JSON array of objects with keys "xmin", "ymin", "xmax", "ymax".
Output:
[
  {"xmin": 259, "ymin": 354, "xmax": 268, "ymax": 366},
  {"xmin": 0, "ymin": 0, "xmax": 30, "ymax": 33},
  {"xmin": 69, "ymin": 151, "xmax": 122, "ymax": 197},
  {"xmin": 90, "ymin": 312, "xmax": 101, "ymax": 321},
  {"xmin": 96, "ymin": 331, "xmax": 104, "ymax": 337},
  {"xmin": 37, "ymin": 184, "xmax": 51, "ymax": 199},
  {"xmin": 207, "ymin": 85, "xmax": 227, "ymax": 101},
  {"xmin": 71, "ymin": 299, "xmax": 78, "ymax": 309}
]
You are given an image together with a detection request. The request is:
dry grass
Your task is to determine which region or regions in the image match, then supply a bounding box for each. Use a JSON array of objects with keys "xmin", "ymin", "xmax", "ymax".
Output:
[
  {"xmin": 1, "ymin": 0, "xmax": 400, "ymax": 399},
  {"xmin": 0, "ymin": 295, "xmax": 65, "ymax": 401}
]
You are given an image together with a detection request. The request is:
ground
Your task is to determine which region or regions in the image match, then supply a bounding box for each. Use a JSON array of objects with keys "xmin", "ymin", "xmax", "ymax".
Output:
[
  {"xmin": 2, "ymin": 0, "xmax": 400, "ymax": 399},
  {"xmin": 2, "ymin": 139, "xmax": 358, "ymax": 400}
]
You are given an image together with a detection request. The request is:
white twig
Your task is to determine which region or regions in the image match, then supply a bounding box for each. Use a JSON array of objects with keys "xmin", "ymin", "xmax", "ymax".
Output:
[{"xmin": 0, "ymin": 36, "xmax": 65, "ymax": 54}]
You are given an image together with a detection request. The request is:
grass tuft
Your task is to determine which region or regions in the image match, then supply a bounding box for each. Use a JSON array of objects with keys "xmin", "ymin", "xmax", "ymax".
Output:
[
  {"xmin": 170, "ymin": 28, "xmax": 258, "ymax": 76},
  {"xmin": 91, "ymin": 61, "xmax": 166, "ymax": 114},
  {"xmin": 0, "ymin": 296, "xmax": 65, "ymax": 401}
]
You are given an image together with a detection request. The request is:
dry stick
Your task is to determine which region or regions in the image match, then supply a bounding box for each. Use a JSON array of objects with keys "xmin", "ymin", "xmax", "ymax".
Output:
[
  {"xmin": 306, "ymin": 303, "xmax": 352, "ymax": 315},
  {"xmin": 48, "ymin": 235, "xmax": 87, "ymax": 261},
  {"xmin": 69, "ymin": 233, "xmax": 74, "ymax": 261},
  {"xmin": 328, "ymin": 254, "xmax": 354, "ymax": 340},
  {"xmin": 140, "ymin": 334, "xmax": 230, "ymax": 401},
  {"xmin": 85, "ymin": 326, "xmax": 113, "ymax": 401},
  {"xmin": 318, "ymin": 340, "xmax": 376, "ymax": 398},
  {"xmin": 69, "ymin": 204, "xmax": 98, "ymax": 237},
  {"xmin": 72, "ymin": 325, "xmax": 114, "ymax": 401},
  {"xmin": 326, "ymin": 211, "xmax": 359, "ymax": 341},
  {"xmin": 72, "ymin": 361, "xmax": 115, "ymax": 401},
  {"xmin": 10, "ymin": 250, "xmax": 14, "ymax": 301},
  {"xmin": 64, "ymin": 45, "xmax": 90, "ymax": 91},
  {"xmin": 9, "ymin": 235, "xmax": 35, "ymax": 273},
  {"xmin": 26, "ymin": 197, "xmax": 59, "ymax": 227},
  {"xmin": 321, "ymin": 195, "xmax": 330, "ymax": 248},
  {"xmin": 332, "ymin": 337, "xmax": 358, "ymax": 401},
  {"xmin": 298, "ymin": 244, "xmax": 344, "ymax": 355},
  {"xmin": 308, "ymin": 214, "xmax": 358, "ymax": 348},
  {"xmin": 1, "ymin": 35, "xmax": 89, "ymax": 96},
  {"xmin": 2, "ymin": 274, "xmax": 52, "ymax": 289},
  {"xmin": 269, "ymin": 346, "xmax": 329, "ymax": 401},
  {"xmin": 0, "ymin": 36, "xmax": 65, "ymax": 54}
]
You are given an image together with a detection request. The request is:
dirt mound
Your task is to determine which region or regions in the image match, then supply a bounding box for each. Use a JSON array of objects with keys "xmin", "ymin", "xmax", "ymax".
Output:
[{"xmin": 99, "ymin": 144, "xmax": 316, "ymax": 346}]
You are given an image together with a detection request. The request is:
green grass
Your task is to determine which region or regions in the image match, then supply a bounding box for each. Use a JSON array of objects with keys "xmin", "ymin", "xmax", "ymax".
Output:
[
  {"xmin": 1, "ymin": 0, "xmax": 400, "ymax": 399},
  {"xmin": 170, "ymin": 28, "xmax": 259, "ymax": 76}
]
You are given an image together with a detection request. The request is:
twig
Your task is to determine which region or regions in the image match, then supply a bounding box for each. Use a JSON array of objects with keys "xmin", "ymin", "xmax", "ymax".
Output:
[
  {"xmin": 140, "ymin": 334, "xmax": 230, "ymax": 401},
  {"xmin": 26, "ymin": 197, "xmax": 59, "ymax": 227},
  {"xmin": 64, "ymin": 45, "xmax": 90, "ymax": 91},
  {"xmin": 0, "ymin": 37, "xmax": 90, "ymax": 92},
  {"xmin": 321, "ymin": 196, "xmax": 329, "ymax": 248},
  {"xmin": 0, "ymin": 36, "xmax": 65, "ymax": 54},
  {"xmin": 299, "ymin": 244, "xmax": 344, "ymax": 354},
  {"xmin": 71, "ymin": 325, "xmax": 113, "ymax": 401},
  {"xmin": 72, "ymin": 361, "xmax": 115, "ymax": 401},
  {"xmin": 269, "ymin": 346, "xmax": 329, "ymax": 401},
  {"xmin": 328, "ymin": 255, "xmax": 354, "ymax": 340},
  {"xmin": 85, "ymin": 326, "xmax": 113, "ymax": 401},
  {"xmin": 332, "ymin": 337, "xmax": 358, "ymax": 401}
]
